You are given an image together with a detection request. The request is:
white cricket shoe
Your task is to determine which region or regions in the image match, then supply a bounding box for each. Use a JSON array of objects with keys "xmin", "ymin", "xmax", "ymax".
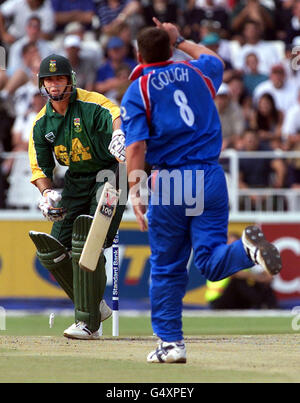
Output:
[
  {"xmin": 63, "ymin": 321, "xmax": 101, "ymax": 340},
  {"xmin": 63, "ymin": 300, "xmax": 112, "ymax": 339},
  {"xmin": 147, "ymin": 340, "xmax": 187, "ymax": 363},
  {"xmin": 242, "ymin": 225, "xmax": 282, "ymax": 275},
  {"xmin": 100, "ymin": 299, "xmax": 112, "ymax": 322}
]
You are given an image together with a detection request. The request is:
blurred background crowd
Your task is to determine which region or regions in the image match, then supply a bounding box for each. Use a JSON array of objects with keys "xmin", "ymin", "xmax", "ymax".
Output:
[{"xmin": 0, "ymin": 0, "xmax": 299, "ymax": 210}]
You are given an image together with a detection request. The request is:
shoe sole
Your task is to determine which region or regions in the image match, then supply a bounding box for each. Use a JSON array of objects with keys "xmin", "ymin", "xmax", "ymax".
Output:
[
  {"xmin": 244, "ymin": 226, "xmax": 282, "ymax": 275},
  {"xmin": 147, "ymin": 347, "xmax": 187, "ymax": 364},
  {"xmin": 171, "ymin": 358, "xmax": 186, "ymax": 364},
  {"xmin": 148, "ymin": 358, "xmax": 187, "ymax": 364},
  {"xmin": 63, "ymin": 332, "xmax": 100, "ymax": 340}
]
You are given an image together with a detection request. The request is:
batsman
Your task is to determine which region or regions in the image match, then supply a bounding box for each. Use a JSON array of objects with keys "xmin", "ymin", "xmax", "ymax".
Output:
[{"xmin": 28, "ymin": 54, "xmax": 126, "ymax": 339}]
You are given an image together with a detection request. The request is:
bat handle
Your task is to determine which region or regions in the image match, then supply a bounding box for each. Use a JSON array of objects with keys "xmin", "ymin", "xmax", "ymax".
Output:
[{"xmin": 112, "ymin": 231, "xmax": 119, "ymax": 336}]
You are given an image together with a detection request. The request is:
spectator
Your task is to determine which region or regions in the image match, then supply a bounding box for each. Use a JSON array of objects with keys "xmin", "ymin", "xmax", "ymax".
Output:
[
  {"xmin": 6, "ymin": 16, "xmax": 54, "ymax": 77},
  {"xmin": 183, "ymin": 0, "xmax": 230, "ymax": 43},
  {"xmin": 230, "ymin": 0, "xmax": 275, "ymax": 40},
  {"xmin": 114, "ymin": 62, "xmax": 131, "ymax": 104},
  {"xmin": 63, "ymin": 35, "xmax": 96, "ymax": 91},
  {"xmin": 201, "ymin": 32, "xmax": 235, "ymax": 81},
  {"xmin": 214, "ymin": 82, "xmax": 246, "ymax": 150},
  {"xmin": 0, "ymin": 104, "xmax": 15, "ymax": 207},
  {"xmin": 141, "ymin": 0, "xmax": 179, "ymax": 26},
  {"xmin": 4, "ymin": 92, "xmax": 46, "ymax": 209},
  {"xmin": 115, "ymin": 21, "xmax": 137, "ymax": 60},
  {"xmin": 282, "ymin": 88, "xmax": 300, "ymax": 149},
  {"xmin": 94, "ymin": 0, "xmax": 141, "ymax": 37},
  {"xmin": 239, "ymin": 129, "xmax": 286, "ymax": 210},
  {"xmin": 12, "ymin": 92, "xmax": 46, "ymax": 149},
  {"xmin": 227, "ymin": 72, "xmax": 253, "ymax": 127},
  {"xmin": 0, "ymin": 102, "xmax": 14, "ymax": 153},
  {"xmin": 64, "ymin": 21, "xmax": 86, "ymax": 40},
  {"xmin": 0, "ymin": 42, "xmax": 41, "ymax": 117},
  {"xmin": 227, "ymin": 72, "xmax": 248, "ymax": 104},
  {"xmin": 174, "ymin": 0, "xmax": 187, "ymax": 11},
  {"xmin": 13, "ymin": 52, "xmax": 42, "ymax": 117},
  {"xmin": 286, "ymin": 0, "xmax": 300, "ymax": 44},
  {"xmin": 0, "ymin": 0, "xmax": 55, "ymax": 45},
  {"xmin": 3, "ymin": 92, "xmax": 46, "ymax": 191},
  {"xmin": 205, "ymin": 232, "xmax": 278, "ymax": 309},
  {"xmin": 232, "ymin": 20, "xmax": 282, "ymax": 76},
  {"xmin": 249, "ymin": 93, "xmax": 283, "ymax": 149},
  {"xmin": 51, "ymin": 0, "xmax": 95, "ymax": 33},
  {"xmin": 13, "ymin": 93, "xmax": 46, "ymax": 150},
  {"xmin": 253, "ymin": 63, "xmax": 299, "ymax": 114},
  {"xmin": 281, "ymin": 88, "xmax": 300, "ymax": 188},
  {"xmin": 274, "ymin": 0, "xmax": 294, "ymax": 42},
  {"xmin": 63, "ymin": 21, "xmax": 104, "ymax": 66},
  {"xmin": 182, "ymin": 12, "xmax": 214, "ymax": 42},
  {"xmin": 94, "ymin": 36, "xmax": 136, "ymax": 102},
  {"xmin": 242, "ymin": 52, "xmax": 269, "ymax": 96},
  {"xmin": 196, "ymin": 20, "xmax": 233, "ymax": 68}
]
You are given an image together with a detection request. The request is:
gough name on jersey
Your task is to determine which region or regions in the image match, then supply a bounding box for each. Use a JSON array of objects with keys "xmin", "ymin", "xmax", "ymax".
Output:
[{"xmin": 151, "ymin": 67, "xmax": 189, "ymax": 90}]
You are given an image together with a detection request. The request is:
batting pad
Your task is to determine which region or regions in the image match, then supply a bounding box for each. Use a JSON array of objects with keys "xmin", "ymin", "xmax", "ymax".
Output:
[
  {"xmin": 72, "ymin": 216, "xmax": 107, "ymax": 332},
  {"xmin": 29, "ymin": 231, "xmax": 74, "ymax": 300}
]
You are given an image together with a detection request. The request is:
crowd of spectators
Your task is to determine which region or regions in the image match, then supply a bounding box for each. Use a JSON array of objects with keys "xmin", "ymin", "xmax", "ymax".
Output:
[{"xmin": 0, "ymin": 0, "xmax": 299, "ymax": 210}]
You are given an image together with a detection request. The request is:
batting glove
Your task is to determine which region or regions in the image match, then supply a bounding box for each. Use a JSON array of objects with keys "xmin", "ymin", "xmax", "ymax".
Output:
[
  {"xmin": 108, "ymin": 129, "xmax": 126, "ymax": 162},
  {"xmin": 38, "ymin": 189, "xmax": 66, "ymax": 222}
]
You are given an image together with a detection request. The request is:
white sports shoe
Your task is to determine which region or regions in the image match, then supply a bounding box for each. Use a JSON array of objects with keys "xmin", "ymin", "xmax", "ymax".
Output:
[
  {"xmin": 147, "ymin": 340, "xmax": 187, "ymax": 363},
  {"xmin": 63, "ymin": 321, "xmax": 101, "ymax": 340},
  {"xmin": 63, "ymin": 300, "xmax": 112, "ymax": 340},
  {"xmin": 242, "ymin": 225, "xmax": 282, "ymax": 275}
]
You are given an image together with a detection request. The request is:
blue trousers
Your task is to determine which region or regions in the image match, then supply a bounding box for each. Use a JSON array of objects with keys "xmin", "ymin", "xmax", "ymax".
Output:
[{"xmin": 147, "ymin": 163, "xmax": 253, "ymax": 342}]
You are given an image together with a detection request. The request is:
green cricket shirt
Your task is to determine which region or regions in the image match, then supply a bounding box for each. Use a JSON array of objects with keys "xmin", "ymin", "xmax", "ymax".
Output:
[{"xmin": 29, "ymin": 88, "xmax": 120, "ymax": 183}]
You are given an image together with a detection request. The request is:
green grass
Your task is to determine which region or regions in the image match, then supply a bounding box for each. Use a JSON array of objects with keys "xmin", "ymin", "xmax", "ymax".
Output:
[
  {"xmin": 2, "ymin": 315, "xmax": 294, "ymax": 336},
  {"xmin": 0, "ymin": 314, "xmax": 298, "ymax": 383},
  {"xmin": 0, "ymin": 355, "xmax": 280, "ymax": 383},
  {"xmin": 183, "ymin": 316, "xmax": 294, "ymax": 335}
]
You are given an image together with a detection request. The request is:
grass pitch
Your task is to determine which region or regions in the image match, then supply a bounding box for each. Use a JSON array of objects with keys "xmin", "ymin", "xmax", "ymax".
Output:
[{"xmin": 0, "ymin": 313, "xmax": 299, "ymax": 383}]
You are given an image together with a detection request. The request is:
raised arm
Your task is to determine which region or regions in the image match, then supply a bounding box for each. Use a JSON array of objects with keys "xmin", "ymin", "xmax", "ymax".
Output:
[{"xmin": 153, "ymin": 17, "xmax": 225, "ymax": 67}]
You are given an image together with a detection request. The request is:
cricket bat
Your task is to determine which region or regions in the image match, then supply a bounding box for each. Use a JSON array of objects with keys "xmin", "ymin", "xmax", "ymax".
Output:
[{"xmin": 79, "ymin": 180, "xmax": 121, "ymax": 272}]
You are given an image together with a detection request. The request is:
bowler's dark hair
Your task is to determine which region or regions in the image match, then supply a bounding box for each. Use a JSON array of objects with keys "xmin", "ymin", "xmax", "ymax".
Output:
[{"xmin": 137, "ymin": 27, "xmax": 171, "ymax": 63}]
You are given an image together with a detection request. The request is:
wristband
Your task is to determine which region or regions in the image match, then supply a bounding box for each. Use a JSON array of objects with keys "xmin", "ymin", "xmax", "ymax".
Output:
[
  {"xmin": 174, "ymin": 36, "xmax": 185, "ymax": 48},
  {"xmin": 112, "ymin": 129, "xmax": 125, "ymax": 137},
  {"xmin": 41, "ymin": 188, "xmax": 52, "ymax": 196}
]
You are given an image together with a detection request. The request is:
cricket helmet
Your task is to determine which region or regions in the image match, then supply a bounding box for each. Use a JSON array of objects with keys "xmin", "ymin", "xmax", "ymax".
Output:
[{"xmin": 38, "ymin": 54, "xmax": 76, "ymax": 99}]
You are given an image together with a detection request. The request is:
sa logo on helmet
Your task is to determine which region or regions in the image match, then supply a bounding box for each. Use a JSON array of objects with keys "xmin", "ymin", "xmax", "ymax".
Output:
[{"xmin": 49, "ymin": 59, "xmax": 57, "ymax": 73}]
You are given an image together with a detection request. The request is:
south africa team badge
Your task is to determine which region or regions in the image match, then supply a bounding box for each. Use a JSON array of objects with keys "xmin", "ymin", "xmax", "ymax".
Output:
[
  {"xmin": 49, "ymin": 59, "xmax": 57, "ymax": 72},
  {"xmin": 74, "ymin": 118, "xmax": 82, "ymax": 133}
]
